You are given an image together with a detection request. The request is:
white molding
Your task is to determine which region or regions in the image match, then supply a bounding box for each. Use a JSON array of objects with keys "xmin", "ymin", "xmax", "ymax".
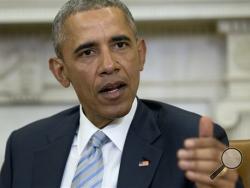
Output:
[
  {"xmin": 215, "ymin": 100, "xmax": 250, "ymax": 129},
  {"xmin": 0, "ymin": 8, "xmax": 56, "ymax": 24},
  {"xmin": 215, "ymin": 21, "xmax": 250, "ymax": 132},
  {"xmin": 1, "ymin": 2, "xmax": 250, "ymax": 23},
  {"xmin": 218, "ymin": 20, "xmax": 250, "ymax": 33},
  {"xmin": 131, "ymin": 2, "xmax": 250, "ymax": 21}
]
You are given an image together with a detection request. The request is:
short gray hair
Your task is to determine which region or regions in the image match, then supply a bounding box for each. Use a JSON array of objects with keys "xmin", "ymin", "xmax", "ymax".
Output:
[{"xmin": 52, "ymin": 0, "xmax": 137, "ymax": 58}]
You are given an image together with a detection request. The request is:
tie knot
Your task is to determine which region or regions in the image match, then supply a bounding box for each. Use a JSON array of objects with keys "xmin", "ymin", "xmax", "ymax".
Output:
[{"xmin": 91, "ymin": 131, "xmax": 109, "ymax": 148}]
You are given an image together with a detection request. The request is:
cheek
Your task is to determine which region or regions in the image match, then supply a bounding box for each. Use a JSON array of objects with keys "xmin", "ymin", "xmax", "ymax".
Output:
[
  {"xmin": 68, "ymin": 67, "xmax": 94, "ymax": 92},
  {"xmin": 70, "ymin": 62, "xmax": 96, "ymax": 80},
  {"xmin": 119, "ymin": 50, "xmax": 142, "ymax": 70},
  {"xmin": 126, "ymin": 55, "xmax": 142, "ymax": 77},
  {"xmin": 72, "ymin": 75, "xmax": 96, "ymax": 103}
]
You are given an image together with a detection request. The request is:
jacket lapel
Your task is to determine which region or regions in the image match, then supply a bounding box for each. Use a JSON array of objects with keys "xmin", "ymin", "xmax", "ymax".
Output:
[
  {"xmin": 117, "ymin": 100, "xmax": 163, "ymax": 188},
  {"xmin": 31, "ymin": 107, "xmax": 79, "ymax": 188}
]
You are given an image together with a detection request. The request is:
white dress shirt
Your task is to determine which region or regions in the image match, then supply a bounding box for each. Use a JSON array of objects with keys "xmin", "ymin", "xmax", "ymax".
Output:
[{"xmin": 60, "ymin": 99, "xmax": 138, "ymax": 188}]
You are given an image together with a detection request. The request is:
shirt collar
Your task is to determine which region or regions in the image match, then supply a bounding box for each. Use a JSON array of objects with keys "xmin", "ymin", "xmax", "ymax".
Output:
[{"xmin": 76, "ymin": 98, "xmax": 138, "ymax": 154}]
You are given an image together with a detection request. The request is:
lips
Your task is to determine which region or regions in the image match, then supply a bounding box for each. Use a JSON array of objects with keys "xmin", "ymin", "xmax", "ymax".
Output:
[{"xmin": 99, "ymin": 81, "xmax": 127, "ymax": 94}]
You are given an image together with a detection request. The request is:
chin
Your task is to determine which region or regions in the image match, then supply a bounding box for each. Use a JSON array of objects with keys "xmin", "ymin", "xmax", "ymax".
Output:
[{"xmin": 104, "ymin": 102, "xmax": 132, "ymax": 119}]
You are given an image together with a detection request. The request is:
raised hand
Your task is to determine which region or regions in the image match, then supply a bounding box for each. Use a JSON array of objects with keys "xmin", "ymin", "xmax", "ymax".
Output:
[{"xmin": 177, "ymin": 116, "xmax": 239, "ymax": 188}]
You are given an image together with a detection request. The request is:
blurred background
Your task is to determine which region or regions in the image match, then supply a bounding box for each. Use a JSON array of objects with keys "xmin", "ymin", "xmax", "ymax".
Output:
[{"xmin": 0, "ymin": 0, "xmax": 250, "ymax": 165}]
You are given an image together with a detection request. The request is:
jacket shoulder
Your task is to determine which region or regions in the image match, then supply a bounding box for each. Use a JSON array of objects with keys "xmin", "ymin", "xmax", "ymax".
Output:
[
  {"xmin": 140, "ymin": 99, "xmax": 226, "ymax": 142},
  {"xmin": 15, "ymin": 105, "xmax": 79, "ymax": 133},
  {"xmin": 6, "ymin": 106, "xmax": 79, "ymax": 151},
  {"xmin": 141, "ymin": 99, "xmax": 200, "ymax": 121}
]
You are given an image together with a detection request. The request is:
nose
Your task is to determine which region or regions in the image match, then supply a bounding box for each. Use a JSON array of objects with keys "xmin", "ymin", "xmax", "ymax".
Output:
[{"xmin": 99, "ymin": 47, "xmax": 119, "ymax": 76}]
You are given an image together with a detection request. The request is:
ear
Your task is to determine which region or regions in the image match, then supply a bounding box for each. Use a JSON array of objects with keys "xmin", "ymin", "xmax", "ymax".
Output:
[
  {"xmin": 137, "ymin": 39, "xmax": 147, "ymax": 71},
  {"xmin": 49, "ymin": 57, "xmax": 71, "ymax": 88}
]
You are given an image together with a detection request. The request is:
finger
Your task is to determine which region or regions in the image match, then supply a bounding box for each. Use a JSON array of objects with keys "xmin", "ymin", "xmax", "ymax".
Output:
[
  {"xmin": 185, "ymin": 171, "xmax": 236, "ymax": 187},
  {"xmin": 199, "ymin": 116, "xmax": 214, "ymax": 138},
  {"xmin": 178, "ymin": 160, "xmax": 219, "ymax": 173},
  {"xmin": 184, "ymin": 138, "xmax": 226, "ymax": 150},
  {"xmin": 222, "ymin": 169, "xmax": 239, "ymax": 182},
  {"xmin": 195, "ymin": 182, "xmax": 235, "ymax": 188},
  {"xmin": 186, "ymin": 171, "xmax": 215, "ymax": 185},
  {"xmin": 177, "ymin": 148, "xmax": 222, "ymax": 161}
]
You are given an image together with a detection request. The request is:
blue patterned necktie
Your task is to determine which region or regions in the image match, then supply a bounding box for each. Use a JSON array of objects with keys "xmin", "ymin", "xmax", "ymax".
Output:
[{"xmin": 71, "ymin": 131, "xmax": 109, "ymax": 188}]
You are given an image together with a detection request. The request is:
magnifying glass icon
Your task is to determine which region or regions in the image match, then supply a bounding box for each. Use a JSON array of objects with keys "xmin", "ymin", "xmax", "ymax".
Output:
[{"xmin": 210, "ymin": 147, "xmax": 242, "ymax": 180}]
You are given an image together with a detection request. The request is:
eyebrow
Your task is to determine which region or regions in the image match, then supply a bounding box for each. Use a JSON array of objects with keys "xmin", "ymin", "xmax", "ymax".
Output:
[
  {"xmin": 111, "ymin": 35, "xmax": 131, "ymax": 43},
  {"xmin": 73, "ymin": 41, "xmax": 97, "ymax": 55}
]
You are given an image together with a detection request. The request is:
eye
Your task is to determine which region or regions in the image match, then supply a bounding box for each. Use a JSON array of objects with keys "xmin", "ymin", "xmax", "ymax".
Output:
[
  {"xmin": 114, "ymin": 41, "xmax": 128, "ymax": 49},
  {"xmin": 78, "ymin": 49, "xmax": 95, "ymax": 57}
]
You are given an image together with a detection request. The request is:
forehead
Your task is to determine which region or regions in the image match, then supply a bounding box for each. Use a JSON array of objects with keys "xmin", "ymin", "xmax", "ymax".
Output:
[{"xmin": 63, "ymin": 7, "xmax": 135, "ymax": 41}]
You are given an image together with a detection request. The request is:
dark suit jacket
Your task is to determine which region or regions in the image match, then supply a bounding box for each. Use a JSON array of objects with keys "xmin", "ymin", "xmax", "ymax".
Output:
[{"xmin": 0, "ymin": 99, "xmax": 244, "ymax": 188}]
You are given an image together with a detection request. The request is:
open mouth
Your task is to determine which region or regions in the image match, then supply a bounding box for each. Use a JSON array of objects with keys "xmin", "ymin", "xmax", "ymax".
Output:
[{"xmin": 99, "ymin": 81, "xmax": 127, "ymax": 94}]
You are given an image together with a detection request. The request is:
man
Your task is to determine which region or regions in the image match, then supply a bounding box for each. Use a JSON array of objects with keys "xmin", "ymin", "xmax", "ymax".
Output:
[{"xmin": 0, "ymin": 0, "xmax": 244, "ymax": 188}]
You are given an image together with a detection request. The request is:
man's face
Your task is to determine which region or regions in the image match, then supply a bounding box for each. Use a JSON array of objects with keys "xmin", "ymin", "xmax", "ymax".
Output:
[{"xmin": 50, "ymin": 7, "xmax": 146, "ymax": 127}]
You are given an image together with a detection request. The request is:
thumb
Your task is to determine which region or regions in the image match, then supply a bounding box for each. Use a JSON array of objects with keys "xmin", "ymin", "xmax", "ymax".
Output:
[{"xmin": 199, "ymin": 116, "xmax": 214, "ymax": 137}]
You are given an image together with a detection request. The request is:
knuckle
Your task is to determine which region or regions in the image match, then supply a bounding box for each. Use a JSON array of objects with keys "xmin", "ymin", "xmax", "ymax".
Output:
[
  {"xmin": 192, "ymin": 150, "xmax": 198, "ymax": 158},
  {"xmin": 192, "ymin": 161, "xmax": 198, "ymax": 169},
  {"xmin": 213, "ymin": 149, "xmax": 222, "ymax": 161}
]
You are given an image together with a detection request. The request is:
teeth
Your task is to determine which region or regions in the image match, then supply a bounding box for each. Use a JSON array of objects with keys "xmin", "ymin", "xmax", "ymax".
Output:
[
  {"xmin": 100, "ymin": 83, "xmax": 125, "ymax": 93},
  {"xmin": 107, "ymin": 87, "xmax": 119, "ymax": 92},
  {"xmin": 107, "ymin": 88, "xmax": 119, "ymax": 93}
]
